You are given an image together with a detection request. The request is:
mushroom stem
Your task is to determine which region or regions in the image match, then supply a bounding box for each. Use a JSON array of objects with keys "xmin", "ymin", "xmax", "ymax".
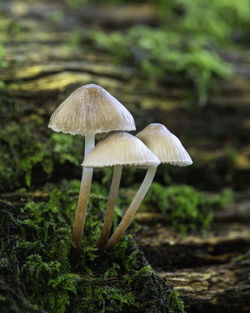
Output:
[
  {"xmin": 72, "ymin": 134, "xmax": 95, "ymax": 250},
  {"xmin": 98, "ymin": 165, "xmax": 123, "ymax": 249},
  {"xmin": 105, "ymin": 166, "xmax": 157, "ymax": 250}
]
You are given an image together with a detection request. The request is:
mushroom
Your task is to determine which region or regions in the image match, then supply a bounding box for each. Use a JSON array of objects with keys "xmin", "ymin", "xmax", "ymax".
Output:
[
  {"xmin": 105, "ymin": 123, "xmax": 192, "ymax": 250},
  {"xmin": 48, "ymin": 84, "xmax": 135, "ymax": 254},
  {"xmin": 136, "ymin": 123, "xmax": 193, "ymax": 166},
  {"xmin": 82, "ymin": 131, "xmax": 160, "ymax": 249}
]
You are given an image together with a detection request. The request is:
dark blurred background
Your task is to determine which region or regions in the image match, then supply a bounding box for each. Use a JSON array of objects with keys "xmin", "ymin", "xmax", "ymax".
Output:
[{"xmin": 0, "ymin": 0, "xmax": 250, "ymax": 193}]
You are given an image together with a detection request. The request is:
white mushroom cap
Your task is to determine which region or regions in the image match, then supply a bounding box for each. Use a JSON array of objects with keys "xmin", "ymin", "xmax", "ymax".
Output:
[
  {"xmin": 82, "ymin": 132, "xmax": 160, "ymax": 168},
  {"xmin": 48, "ymin": 84, "xmax": 135, "ymax": 135},
  {"xmin": 136, "ymin": 123, "xmax": 193, "ymax": 166}
]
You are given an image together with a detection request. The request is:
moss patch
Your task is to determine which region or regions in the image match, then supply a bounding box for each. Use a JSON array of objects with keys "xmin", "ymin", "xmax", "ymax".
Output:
[
  {"xmin": 0, "ymin": 117, "xmax": 83, "ymax": 191},
  {"xmin": 0, "ymin": 181, "xmax": 185, "ymax": 313},
  {"xmin": 64, "ymin": 0, "xmax": 250, "ymax": 104},
  {"xmin": 145, "ymin": 183, "xmax": 233, "ymax": 235}
]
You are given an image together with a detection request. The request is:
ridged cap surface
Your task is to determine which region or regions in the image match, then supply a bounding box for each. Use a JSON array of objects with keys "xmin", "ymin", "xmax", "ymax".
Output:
[
  {"xmin": 82, "ymin": 132, "xmax": 160, "ymax": 168},
  {"xmin": 136, "ymin": 123, "xmax": 192, "ymax": 166},
  {"xmin": 48, "ymin": 84, "xmax": 135, "ymax": 135}
]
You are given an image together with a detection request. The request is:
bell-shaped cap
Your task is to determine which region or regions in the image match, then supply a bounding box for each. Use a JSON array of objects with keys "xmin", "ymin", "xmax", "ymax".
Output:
[
  {"xmin": 136, "ymin": 123, "xmax": 192, "ymax": 166},
  {"xmin": 82, "ymin": 132, "xmax": 160, "ymax": 168},
  {"xmin": 48, "ymin": 84, "xmax": 135, "ymax": 136}
]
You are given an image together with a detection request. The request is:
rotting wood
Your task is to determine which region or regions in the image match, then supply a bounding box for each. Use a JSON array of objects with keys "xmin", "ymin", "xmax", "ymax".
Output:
[
  {"xmin": 159, "ymin": 262, "xmax": 250, "ymax": 313},
  {"xmin": 137, "ymin": 223, "xmax": 250, "ymax": 267},
  {"xmin": 136, "ymin": 199, "xmax": 250, "ymax": 313}
]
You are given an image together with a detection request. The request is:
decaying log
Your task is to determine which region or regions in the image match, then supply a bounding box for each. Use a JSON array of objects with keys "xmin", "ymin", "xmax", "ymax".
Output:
[
  {"xmin": 136, "ymin": 199, "xmax": 250, "ymax": 313},
  {"xmin": 159, "ymin": 262, "xmax": 250, "ymax": 313}
]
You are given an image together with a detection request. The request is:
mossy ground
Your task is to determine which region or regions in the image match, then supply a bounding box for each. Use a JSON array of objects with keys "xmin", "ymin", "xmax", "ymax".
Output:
[{"xmin": 0, "ymin": 180, "xmax": 185, "ymax": 313}]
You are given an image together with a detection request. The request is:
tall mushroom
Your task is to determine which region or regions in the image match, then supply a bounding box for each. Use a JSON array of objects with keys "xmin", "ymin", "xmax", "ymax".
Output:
[
  {"xmin": 82, "ymin": 132, "xmax": 160, "ymax": 249},
  {"xmin": 105, "ymin": 123, "xmax": 192, "ymax": 250},
  {"xmin": 48, "ymin": 84, "xmax": 135, "ymax": 254}
]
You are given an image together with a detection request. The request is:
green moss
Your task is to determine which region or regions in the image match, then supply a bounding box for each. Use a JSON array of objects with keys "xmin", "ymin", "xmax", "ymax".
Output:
[
  {"xmin": 145, "ymin": 183, "xmax": 233, "ymax": 235},
  {"xmin": 90, "ymin": 26, "xmax": 231, "ymax": 105},
  {"xmin": 65, "ymin": 0, "xmax": 250, "ymax": 104},
  {"xmin": 209, "ymin": 188, "xmax": 234, "ymax": 209},
  {"xmin": 0, "ymin": 181, "xmax": 185, "ymax": 313},
  {"xmin": 0, "ymin": 22, "xmax": 6, "ymax": 88},
  {"xmin": 0, "ymin": 119, "xmax": 83, "ymax": 191},
  {"xmin": 233, "ymin": 250, "xmax": 250, "ymax": 265}
]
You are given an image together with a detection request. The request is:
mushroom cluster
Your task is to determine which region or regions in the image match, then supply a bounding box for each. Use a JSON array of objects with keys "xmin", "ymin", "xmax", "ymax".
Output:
[{"xmin": 49, "ymin": 84, "xmax": 192, "ymax": 257}]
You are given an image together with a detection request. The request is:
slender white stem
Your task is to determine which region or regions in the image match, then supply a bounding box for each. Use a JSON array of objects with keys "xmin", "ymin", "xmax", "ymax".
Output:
[
  {"xmin": 98, "ymin": 165, "xmax": 123, "ymax": 248},
  {"xmin": 72, "ymin": 134, "xmax": 95, "ymax": 250},
  {"xmin": 105, "ymin": 166, "xmax": 157, "ymax": 250}
]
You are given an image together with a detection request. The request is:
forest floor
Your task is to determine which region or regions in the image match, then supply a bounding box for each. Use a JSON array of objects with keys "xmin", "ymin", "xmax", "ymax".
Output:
[{"xmin": 0, "ymin": 1, "xmax": 250, "ymax": 312}]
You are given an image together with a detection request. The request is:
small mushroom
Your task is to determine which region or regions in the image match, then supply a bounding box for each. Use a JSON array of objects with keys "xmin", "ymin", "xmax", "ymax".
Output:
[
  {"xmin": 136, "ymin": 123, "xmax": 193, "ymax": 166},
  {"xmin": 48, "ymin": 84, "xmax": 135, "ymax": 254},
  {"xmin": 82, "ymin": 131, "xmax": 160, "ymax": 249},
  {"xmin": 105, "ymin": 123, "xmax": 192, "ymax": 250}
]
